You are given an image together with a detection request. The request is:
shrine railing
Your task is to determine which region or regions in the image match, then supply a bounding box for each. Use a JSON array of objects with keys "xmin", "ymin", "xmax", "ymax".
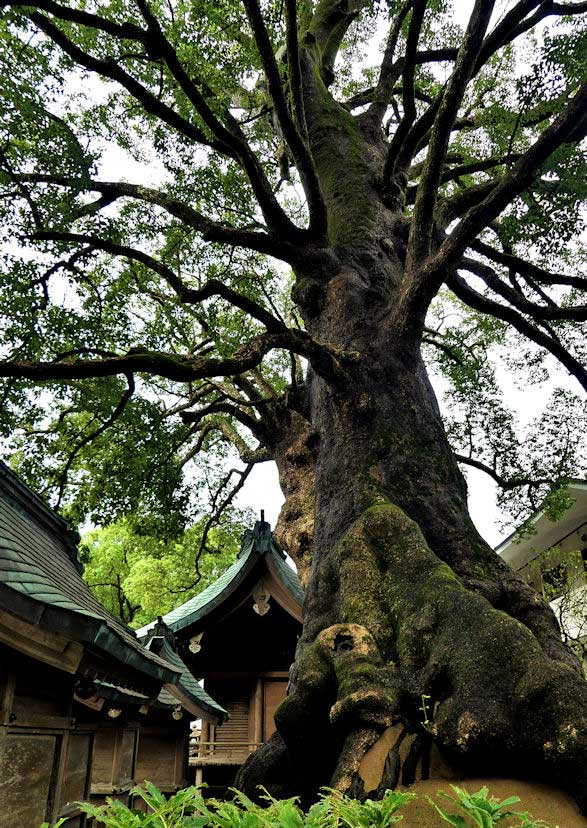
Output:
[{"xmin": 189, "ymin": 740, "xmax": 263, "ymax": 764}]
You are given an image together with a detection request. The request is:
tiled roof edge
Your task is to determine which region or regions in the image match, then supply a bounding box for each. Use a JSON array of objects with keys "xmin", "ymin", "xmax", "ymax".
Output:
[
  {"xmin": 0, "ymin": 582, "xmax": 181, "ymax": 687},
  {"xmin": 495, "ymin": 478, "xmax": 587, "ymax": 554},
  {"xmin": 137, "ymin": 518, "xmax": 303, "ymax": 638},
  {"xmin": 0, "ymin": 459, "xmax": 83, "ymax": 573}
]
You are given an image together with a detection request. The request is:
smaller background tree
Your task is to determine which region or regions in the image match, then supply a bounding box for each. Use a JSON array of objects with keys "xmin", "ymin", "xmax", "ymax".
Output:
[
  {"xmin": 540, "ymin": 543, "xmax": 587, "ymax": 673},
  {"xmin": 80, "ymin": 514, "xmax": 248, "ymax": 627}
]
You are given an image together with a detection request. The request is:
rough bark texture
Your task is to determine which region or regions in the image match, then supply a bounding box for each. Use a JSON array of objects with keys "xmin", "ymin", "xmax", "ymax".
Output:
[
  {"xmin": 237, "ymin": 35, "xmax": 587, "ymax": 813},
  {"xmin": 272, "ymin": 408, "xmax": 317, "ymax": 588}
]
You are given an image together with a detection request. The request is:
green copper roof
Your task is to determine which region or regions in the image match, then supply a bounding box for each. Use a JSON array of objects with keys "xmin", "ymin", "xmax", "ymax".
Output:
[
  {"xmin": 270, "ymin": 546, "xmax": 305, "ymax": 606},
  {"xmin": 137, "ymin": 520, "xmax": 304, "ymax": 638},
  {"xmin": 0, "ymin": 460, "xmax": 180, "ymax": 687}
]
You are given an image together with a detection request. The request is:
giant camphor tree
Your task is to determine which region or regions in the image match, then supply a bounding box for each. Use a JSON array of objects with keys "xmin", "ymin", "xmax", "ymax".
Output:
[{"xmin": 1, "ymin": 0, "xmax": 587, "ymax": 811}]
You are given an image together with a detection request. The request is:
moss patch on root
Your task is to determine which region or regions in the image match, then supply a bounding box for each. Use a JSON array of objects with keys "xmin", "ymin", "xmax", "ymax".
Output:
[
  {"xmin": 334, "ymin": 501, "xmax": 587, "ymax": 809},
  {"xmin": 270, "ymin": 499, "xmax": 587, "ymax": 811}
]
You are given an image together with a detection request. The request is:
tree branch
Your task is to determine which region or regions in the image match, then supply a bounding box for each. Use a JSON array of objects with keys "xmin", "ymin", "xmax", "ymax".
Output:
[
  {"xmin": 475, "ymin": 0, "xmax": 587, "ymax": 75},
  {"xmin": 181, "ymin": 401, "xmax": 267, "ymax": 442},
  {"xmin": 363, "ymin": 0, "xmax": 412, "ymax": 129},
  {"xmin": 197, "ymin": 417, "xmax": 272, "ymax": 465},
  {"xmin": 242, "ymin": 0, "xmax": 327, "ymax": 239},
  {"xmin": 460, "ymin": 256, "xmax": 587, "ymax": 321},
  {"xmin": 406, "ymin": 154, "xmax": 521, "ymax": 204},
  {"xmin": 132, "ymin": 0, "xmax": 301, "ymax": 239},
  {"xmin": 414, "ymin": 79, "xmax": 587, "ymax": 305},
  {"xmin": 0, "ymin": 329, "xmax": 352, "ymax": 385},
  {"xmin": 454, "ymin": 452, "xmax": 551, "ymax": 491},
  {"xmin": 422, "ymin": 334, "xmax": 465, "ymax": 365},
  {"xmin": 16, "ymin": 176, "xmax": 307, "ymax": 263},
  {"xmin": 447, "ymin": 271, "xmax": 587, "ymax": 393},
  {"xmin": 26, "ymin": 11, "xmax": 230, "ymax": 155},
  {"xmin": 31, "ymin": 231, "xmax": 291, "ymax": 331},
  {"xmin": 406, "ymin": 0, "xmax": 496, "ymax": 268},
  {"xmin": 382, "ymin": 0, "xmax": 427, "ymax": 190},
  {"xmin": 285, "ymin": 0, "xmax": 308, "ymax": 140},
  {"xmin": 198, "ymin": 464, "xmax": 254, "ymax": 566},
  {"xmin": 13, "ymin": 0, "xmax": 313, "ymax": 240},
  {"xmin": 56, "ymin": 374, "xmax": 135, "ymax": 506},
  {"xmin": 6, "ymin": 0, "xmax": 148, "ymax": 42},
  {"xmin": 310, "ymin": 0, "xmax": 369, "ymax": 84},
  {"xmin": 470, "ymin": 240, "xmax": 587, "ymax": 291}
]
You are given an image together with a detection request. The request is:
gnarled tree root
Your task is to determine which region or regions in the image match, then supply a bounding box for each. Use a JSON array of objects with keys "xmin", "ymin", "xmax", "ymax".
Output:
[{"xmin": 237, "ymin": 499, "xmax": 587, "ymax": 813}]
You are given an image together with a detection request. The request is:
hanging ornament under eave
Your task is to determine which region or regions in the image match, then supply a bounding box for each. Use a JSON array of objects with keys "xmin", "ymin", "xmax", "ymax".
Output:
[
  {"xmin": 252, "ymin": 585, "xmax": 271, "ymax": 616},
  {"xmin": 189, "ymin": 632, "xmax": 204, "ymax": 654}
]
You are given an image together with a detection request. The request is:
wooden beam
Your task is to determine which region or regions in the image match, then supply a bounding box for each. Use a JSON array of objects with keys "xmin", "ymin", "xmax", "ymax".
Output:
[
  {"xmin": 252, "ymin": 678, "xmax": 263, "ymax": 750},
  {"xmin": 0, "ymin": 609, "xmax": 83, "ymax": 674},
  {"xmin": 263, "ymin": 564, "xmax": 303, "ymax": 622}
]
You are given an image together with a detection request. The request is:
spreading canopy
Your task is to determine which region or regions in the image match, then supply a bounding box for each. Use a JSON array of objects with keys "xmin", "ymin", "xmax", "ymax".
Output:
[{"xmin": 0, "ymin": 0, "xmax": 586, "ymax": 537}]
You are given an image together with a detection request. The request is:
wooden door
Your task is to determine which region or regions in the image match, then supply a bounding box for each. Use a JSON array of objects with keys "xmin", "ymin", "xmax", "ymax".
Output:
[{"xmin": 262, "ymin": 680, "xmax": 287, "ymax": 741}]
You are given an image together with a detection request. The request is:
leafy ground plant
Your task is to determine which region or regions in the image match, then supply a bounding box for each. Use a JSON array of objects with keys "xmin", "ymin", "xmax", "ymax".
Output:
[
  {"xmin": 40, "ymin": 783, "xmax": 558, "ymax": 828},
  {"xmin": 429, "ymin": 785, "xmax": 555, "ymax": 828}
]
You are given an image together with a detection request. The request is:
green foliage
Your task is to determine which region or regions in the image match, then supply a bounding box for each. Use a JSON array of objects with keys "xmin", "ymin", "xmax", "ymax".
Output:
[
  {"xmin": 537, "ymin": 543, "xmax": 587, "ymax": 669},
  {"xmin": 306, "ymin": 788, "xmax": 415, "ymax": 828},
  {"xmin": 429, "ymin": 786, "xmax": 550, "ymax": 828},
  {"xmin": 424, "ymin": 294, "xmax": 587, "ymax": 530},
  {"xmin": 39, "ymin": 783, "xmax": 559, "ymax": 828},
  {"xmin": 59, "ymin": 785, "xmax": 415, "ymax": 828},
  {"xmin": 0, "ymin": 0, "xmax": 586, "ymax": 536},
  {"xmin": 80, "ymin": 515, "xmax": 246, "ymax": 626},
  {"xmin": 77, "ymin": 781, "xmax": 207, "ymax": 827}
]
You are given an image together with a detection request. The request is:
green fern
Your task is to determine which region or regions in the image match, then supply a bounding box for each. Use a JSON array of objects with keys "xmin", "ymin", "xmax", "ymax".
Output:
[
  {"xmin": 429, "ymin": 785, "xmax": 554, "ymax": 828},
  {"xmin": 39, "ymin": 781, "xmax": 557, "ymax": 828}
]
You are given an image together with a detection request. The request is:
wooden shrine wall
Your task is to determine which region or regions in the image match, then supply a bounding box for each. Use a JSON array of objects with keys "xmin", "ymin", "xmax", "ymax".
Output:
[
  {"xmin": 134, "ymin": 723, "xmax": 189, "ymax": 794},
  {"xmin": 89, "ymin": 722, "xmax": 139, "ymax": 805},
  {"xmin": 0, "ymin": 646, "xmax": 93, "ymax": 828}
]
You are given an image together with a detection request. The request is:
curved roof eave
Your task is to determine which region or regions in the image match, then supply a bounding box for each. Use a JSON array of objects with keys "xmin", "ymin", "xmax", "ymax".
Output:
[
  {"xmin": 495, "ymin": 481, "xmax": 587, "ymax": 568},
  {"xmin": 137, "ymin": 520, "xmax": 304, "ymax": 640},
  {"xmin": 0, "ymin": 581, "xmax": 181, "ymax": 686}
]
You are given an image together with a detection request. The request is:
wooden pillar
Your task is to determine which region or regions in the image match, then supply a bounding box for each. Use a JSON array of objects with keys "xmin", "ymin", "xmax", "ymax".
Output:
[
  {"xmin": 253, "ymin": 679, "xmax": 263, "ymax": 750},
  {"xmin": 200, "ymin": 719, "xmax": 209, "ymax": 756},
  {"xmin": 195, "ymin": 766, "xmax": 203, "ymax": 787},
  {"xmin": 0, "ymin": 671, "xmax": 15, "ymax": 724}
]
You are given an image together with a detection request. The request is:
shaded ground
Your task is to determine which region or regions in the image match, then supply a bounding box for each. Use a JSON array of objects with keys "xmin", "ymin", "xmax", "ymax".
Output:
[{"xmin": 402, "ymin": 778, "xmax": 587, "ymax": 827}]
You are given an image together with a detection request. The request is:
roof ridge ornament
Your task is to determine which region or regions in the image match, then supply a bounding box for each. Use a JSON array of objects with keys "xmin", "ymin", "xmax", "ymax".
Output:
[
  {"xmin": 148, "ymin": 616, "xmax": 178, "ymax": 651},
  {"xmin": 252, "ymin": 510, "xmax": 273, "ymax": 553}
]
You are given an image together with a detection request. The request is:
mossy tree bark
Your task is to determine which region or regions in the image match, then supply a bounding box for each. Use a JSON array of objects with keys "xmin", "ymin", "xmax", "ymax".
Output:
[{"xmin": 237, "ymin": 30, "xmax": 587, "ymax": 812}]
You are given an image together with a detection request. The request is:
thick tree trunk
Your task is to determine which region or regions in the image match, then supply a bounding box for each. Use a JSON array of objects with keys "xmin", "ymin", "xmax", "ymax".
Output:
[
  {"xmin": 237, "ymin": 55, "xmax": 587, "ymax": 813},
  {"xmin": 238, "ymin": 241, "xmax": 587, "ymax": 812}
]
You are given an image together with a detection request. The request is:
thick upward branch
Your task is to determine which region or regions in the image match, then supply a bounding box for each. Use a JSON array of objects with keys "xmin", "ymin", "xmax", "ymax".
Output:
[
  {"xmin": 406, "ymin": 0, "xmax": 495, "ymax": 268},
  {"xmin": 242, "ymin": 0, "xmax": 327, "ymax": 239}
]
